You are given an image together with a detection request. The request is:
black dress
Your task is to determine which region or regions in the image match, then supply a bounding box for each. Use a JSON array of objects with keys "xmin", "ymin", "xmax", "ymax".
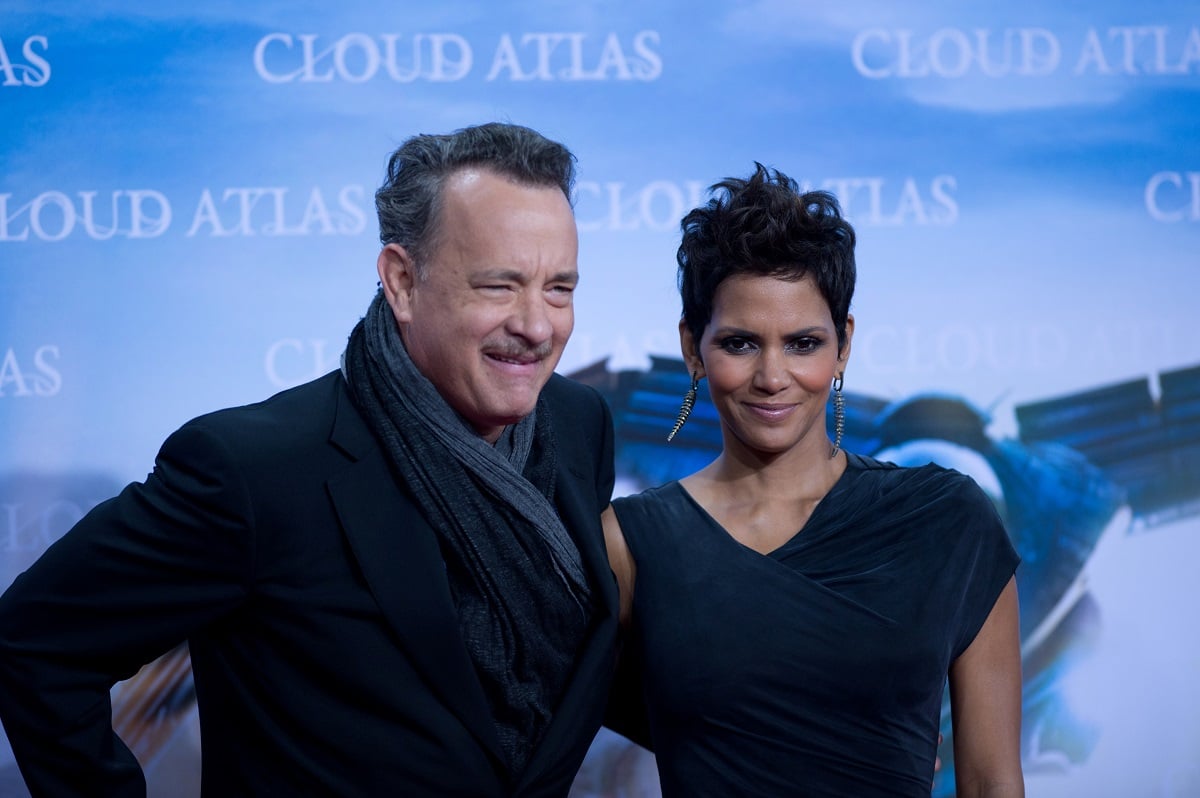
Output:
[{"xmin": 610, "ymin": 453, "xmax": 1019, "ymax": 797}]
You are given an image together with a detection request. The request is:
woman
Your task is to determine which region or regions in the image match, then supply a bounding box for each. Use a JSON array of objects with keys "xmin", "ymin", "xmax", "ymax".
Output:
[{"xmin": 602, "ymin": 165, "xmax": 1023, "ymax": 796}]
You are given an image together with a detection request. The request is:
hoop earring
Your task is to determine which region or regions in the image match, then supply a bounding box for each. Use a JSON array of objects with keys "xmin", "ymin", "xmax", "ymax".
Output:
[
  {"xmin": 667, "ymin": 371, "xmax": 699, "ymax": 442},
  {"xmin": 830, "ymin": 374, "xmax": 845, "ymax": 458}
]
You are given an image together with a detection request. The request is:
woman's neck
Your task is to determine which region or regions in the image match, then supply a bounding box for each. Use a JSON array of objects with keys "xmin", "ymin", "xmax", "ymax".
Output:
[{"xmin": 696, "ymin": 436, "xmax": 845, "ymax": 503}]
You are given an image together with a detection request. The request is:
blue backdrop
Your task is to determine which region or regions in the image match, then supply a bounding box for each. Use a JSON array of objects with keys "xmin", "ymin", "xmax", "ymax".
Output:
[{"xmin": 3, "ymin": 3, "xmax": 1199, "ymax": 796}]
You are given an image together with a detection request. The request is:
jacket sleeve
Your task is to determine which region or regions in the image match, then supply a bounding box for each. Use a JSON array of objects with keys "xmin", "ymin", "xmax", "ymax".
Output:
[
  {"xmin": 0, "ymin": 419, "xmax": 255, "ymax": 797},
  {"xmin": 594, "ymin": 387, "xmax": 616, "ymax": 510},
  {"xmin": 602, "ymin": 626, "xmax": 654, "ymax": 751}
]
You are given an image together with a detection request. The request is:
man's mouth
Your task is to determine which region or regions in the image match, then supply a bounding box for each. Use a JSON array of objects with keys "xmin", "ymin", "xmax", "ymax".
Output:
[
  {"xmin": 487, "ymin": 351, "xmax": 542, "ymax": 366},
  {"xmin": 485, "ymin": 341, "xmax": 552, "ymax": 366}
]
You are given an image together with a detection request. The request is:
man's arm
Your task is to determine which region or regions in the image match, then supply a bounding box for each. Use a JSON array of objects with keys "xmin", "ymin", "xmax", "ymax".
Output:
[{"xmin": 0, "ymin": 421, "xmax": 253, "ymax": 797}]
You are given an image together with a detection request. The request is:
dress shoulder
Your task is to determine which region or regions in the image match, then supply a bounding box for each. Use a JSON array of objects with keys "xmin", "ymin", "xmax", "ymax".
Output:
[{"xmin": 609, "ymin": 482, "xmax": 690, "ymax": 559}]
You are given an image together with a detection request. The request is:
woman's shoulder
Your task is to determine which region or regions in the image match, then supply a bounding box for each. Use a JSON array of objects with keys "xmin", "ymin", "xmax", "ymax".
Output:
[
  {"xmin": 844, "ymin": 452, "xmax": 1000, "ymax": 526},
  {"xmin": 849, "ymin": 450, "xmax": 982, "ymax": 490},
  {"xmin": 611, "ymin": 480, "xmax": 684, "ymax": 513}
]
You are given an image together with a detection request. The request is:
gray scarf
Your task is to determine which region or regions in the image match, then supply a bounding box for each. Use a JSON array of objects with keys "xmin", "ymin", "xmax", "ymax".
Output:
[{"xmin": 341, "ymin": 293, "xmax": 593, "ymax": 776}]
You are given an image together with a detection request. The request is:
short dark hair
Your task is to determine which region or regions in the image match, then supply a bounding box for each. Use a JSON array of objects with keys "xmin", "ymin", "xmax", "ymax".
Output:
[
  {"xmin": 677, "ymin": 163, "xmax": 857, "ymax": 353},
  {"xmin": 374, "ymin": 122, "xmax": 577, "ymax": 276}
]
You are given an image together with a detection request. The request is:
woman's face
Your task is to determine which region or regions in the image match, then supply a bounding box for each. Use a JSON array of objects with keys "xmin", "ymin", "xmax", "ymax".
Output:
[{"xmin": 683, "ymin": 273, "xmax": 852, "ymax": 460}]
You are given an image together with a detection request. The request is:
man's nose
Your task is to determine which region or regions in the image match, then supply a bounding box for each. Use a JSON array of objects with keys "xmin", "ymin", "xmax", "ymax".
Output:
[{"xmin": 508, "ymin": 291, "xmax": 554, "ymax": 345}]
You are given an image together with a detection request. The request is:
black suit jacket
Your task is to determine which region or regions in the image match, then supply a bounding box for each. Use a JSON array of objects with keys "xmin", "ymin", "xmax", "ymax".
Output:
[{"xmin": 0, "ymin": 371, "xmax": 618, "ymax": 797}]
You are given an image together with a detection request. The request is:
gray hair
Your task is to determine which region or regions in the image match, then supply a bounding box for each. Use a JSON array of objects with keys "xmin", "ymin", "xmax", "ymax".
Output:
[{"xmin": 374, "ymin": 122, "xmax": 577, "ymax": 277}]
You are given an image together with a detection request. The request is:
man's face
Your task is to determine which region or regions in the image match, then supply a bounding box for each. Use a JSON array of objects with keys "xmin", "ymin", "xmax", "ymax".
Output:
[{"xmin": 379, "ymin": 168, "xmax": 578, "ymax": 443}]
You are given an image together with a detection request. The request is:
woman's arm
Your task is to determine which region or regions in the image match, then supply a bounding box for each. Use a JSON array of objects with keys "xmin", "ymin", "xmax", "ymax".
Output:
[
  {"xmin": 601, "ymin": 505, "xmax": 636, "ymax": 630},
  {"xmin": 599, "ymin": 505, "xmax": 654, "ymax": 749},
  {"xmin": 949, "ymin": 575, "xmax": 1024, "ymax": 797}
]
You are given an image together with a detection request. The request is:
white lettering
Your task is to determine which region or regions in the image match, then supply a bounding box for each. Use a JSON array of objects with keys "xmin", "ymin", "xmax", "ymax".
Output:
[
  {"xmin": 487, "ymin": 34, "xmax": 526, "ymax": 80},
  {"xmin": 576, "ymin": 176, "xmax": 957, "ymax": 231},
  {"xmin": 0, "ymin": 346, "xmax": 59, "ymax": 397},
  {"xmin": 1, "ymin": 500, "xmax": 86, "ymax": 552},
  {"xmin": 28, "ymin": 191, "xmax": 74, "ymax": 241},
  {"xmin": 0, "ymin": 35, "xmax": 50, "ymax": 87},
  {"xmin": 21, "ymin": 35, "xmax": 50, "ymax": 86},
  {"xmin": 821, "ymin": 176, "xmax": 958, "ymax": 226},
  {"xmin": 253, "ymin": 33, "xmax": 303, "ymax": 83},
  {"xmin": 0, "ymin": 349, "xmax": 31, "ymax": 396},
  {"xmin": 1075, "ymin": 26, "xmax": 1200, "ymax": 75},
  {"xmin": 186, "ymin": 189, "xmax": 235, "ymax": 237},
  {"xmin": 575, "ymin": 180, "xmax": 704, "ymax": 232},
  {"xmin": 890, "ymin": 179, "xmax": 930, "ymax": 225},
  {"xmin": 928, "ymin": 29, "xmax": 973, "ymax": 78},
  {"xmin": 858, "ymin": 324, "xmax": 1071, "ymax": 375},
  {"xmin": 296, "ymin": 188, "xmax": 334, "ymax": 234},
  {"xmin": 851, "ymin": 29, "xmax": 892, "ymax": 79},
  {"xmin": 126, "ymin": 190, "xmax": 171, "ymax": 238},
  {"xmin": 850, "ymin": 25, "xmax": 1200, "ymax": 78},
  {"xmin": 929, "ymin": 175, "xmax": 960, "ymax": 224},
  {"xmin": 265, "ymin": 339, "xmax": 337, "ymax": 388},
  {"xmin": 631, "ymin": 31, "xmax": 663, "ymax": 79},
  {"xmin": 1017, "ymin": 28, "xmax": 1060, "ymax": 76},
  {"xmin": 853, "ymin": 27, "xmax": 1059, "ymax": 78},
  {"xmin": 186, "ymin": 186, "xmax": 367, "ymax": 237},
  {"xmin": 333, "ymin": 33, "xmax": 378, "ymax": 83},
  {"xmin": 255, "ymin": 32, "xmax": 471, "ymax": 83},
  {"xmin": 1181, "ymin": 28, "xmax": 1200, "ymax": 72},
  {"xmin": 1145, "ymin": 171, "xmax": 1200, "ymax": 222},
  {"xmin": 487, "ymin": 30, "xmax": 661, "ymax": 81},
  {"xmin": 592, "ymin": 33, "xmax": 633, "ymax": 80},
  {"xmin": 31, "ymin": 345, "xmax": 62, "ymax": 395},
  {"xmin": 1074, "ymin": 28, "xmax": 1113, "ymax": 74},
  {"xmin": 76, "ymin": 191, "xmax": 120, "ymax": 240},
  {"xmin": 0, "ymin": 194, "xmax": 28, "ymax": 240},
  {"xmin": 0, "ymin": 191, "xmax": 171, "ymax": 241},
  {"xmin": 337, "ymin": 185, "xmax": 367, "ymax": 234},
  {"xmin": 425, "ymin": 33, "xmax": 472, "ymax": 81}
]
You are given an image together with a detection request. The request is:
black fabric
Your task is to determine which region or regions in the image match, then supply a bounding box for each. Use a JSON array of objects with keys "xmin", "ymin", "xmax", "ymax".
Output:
[
  {"xmin": 341, "ymin": 297, "xmax": 594, "ymax": 776},
  {"xmin": 0, "ymin": 371, "xmax": 621, "ymax": 796},
  {"xmin": 611, "ymin": 452, "xmax": 1019, "ymax": 797}
]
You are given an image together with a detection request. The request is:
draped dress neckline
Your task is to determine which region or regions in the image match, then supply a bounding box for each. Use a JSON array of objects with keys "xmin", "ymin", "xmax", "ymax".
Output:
[{"xmin": 671, "ymin": 455, "xmax": 858, "ymax": 559}]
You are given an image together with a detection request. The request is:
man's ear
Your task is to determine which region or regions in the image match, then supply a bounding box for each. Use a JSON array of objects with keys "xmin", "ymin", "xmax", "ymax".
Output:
[
  {"xmin": 377, "ymin": 243, "xmax": 418, "ymax": 323},
  {"xmin": 678, "ymin": 320, "xmax": 706, "ymax": 380}
]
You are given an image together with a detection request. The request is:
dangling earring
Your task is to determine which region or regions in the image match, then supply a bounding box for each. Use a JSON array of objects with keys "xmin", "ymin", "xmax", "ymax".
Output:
[
  {"xmin": 830, "ymin": 374, "xmax": 845, "ymax": 458},
  {"xmin": 667, "ymin": 371, "xmax": 699, "ymax": 442}
]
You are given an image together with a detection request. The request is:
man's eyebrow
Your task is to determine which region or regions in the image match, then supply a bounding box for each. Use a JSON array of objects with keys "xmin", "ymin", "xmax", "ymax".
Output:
[{"xmin": 472, "ymin": 269, "xmax": 579, "ymax": 284}]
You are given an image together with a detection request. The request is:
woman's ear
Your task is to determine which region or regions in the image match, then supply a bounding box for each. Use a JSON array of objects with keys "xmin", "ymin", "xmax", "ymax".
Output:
[
  {"xmin": 376, "ymin": 243, "xmax": 418, "ymax": 323},
  {"xmin": 838, "ymin": 313, "xmax": 855, "ymax": 367},
  {"xmin": 679, "ymin": 320, "xmax": 706, "ymax": 379}
]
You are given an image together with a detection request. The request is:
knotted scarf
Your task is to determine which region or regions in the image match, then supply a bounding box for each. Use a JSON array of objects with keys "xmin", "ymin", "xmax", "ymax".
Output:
[{"xmin": 341, "ymin": 293, "xmax": 594, "ymax": 776}]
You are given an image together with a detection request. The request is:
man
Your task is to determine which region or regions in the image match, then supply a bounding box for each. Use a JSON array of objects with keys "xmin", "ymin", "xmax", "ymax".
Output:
[{"xmin": 0, "ymin": 123, "xmax": 619, "ymax": 796}]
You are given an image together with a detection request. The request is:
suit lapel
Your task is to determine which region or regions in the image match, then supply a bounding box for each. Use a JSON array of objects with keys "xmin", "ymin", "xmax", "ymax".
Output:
[
  {"xmin": 326, "ymin": 377, "xmax": 621, "ymax": 790},
  {"xmin": 325, "ymin": 383, "xmax": 504, "ymax": 765}
]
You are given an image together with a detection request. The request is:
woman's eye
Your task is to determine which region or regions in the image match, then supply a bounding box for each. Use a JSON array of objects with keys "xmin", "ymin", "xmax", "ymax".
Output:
[
  {"xmin": 788, "ymin": 338, "xmax": 820, "ymax": 353},
  {"xmin": 721, "ymin": 338, "xmax": 754, "ymax": 354}
]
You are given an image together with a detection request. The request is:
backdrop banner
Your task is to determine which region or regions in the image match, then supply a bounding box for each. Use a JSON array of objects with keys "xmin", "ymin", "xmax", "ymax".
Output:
[{"xmin": 2, "ymin": 3, "xmax": 1198, "ymax": 797}]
